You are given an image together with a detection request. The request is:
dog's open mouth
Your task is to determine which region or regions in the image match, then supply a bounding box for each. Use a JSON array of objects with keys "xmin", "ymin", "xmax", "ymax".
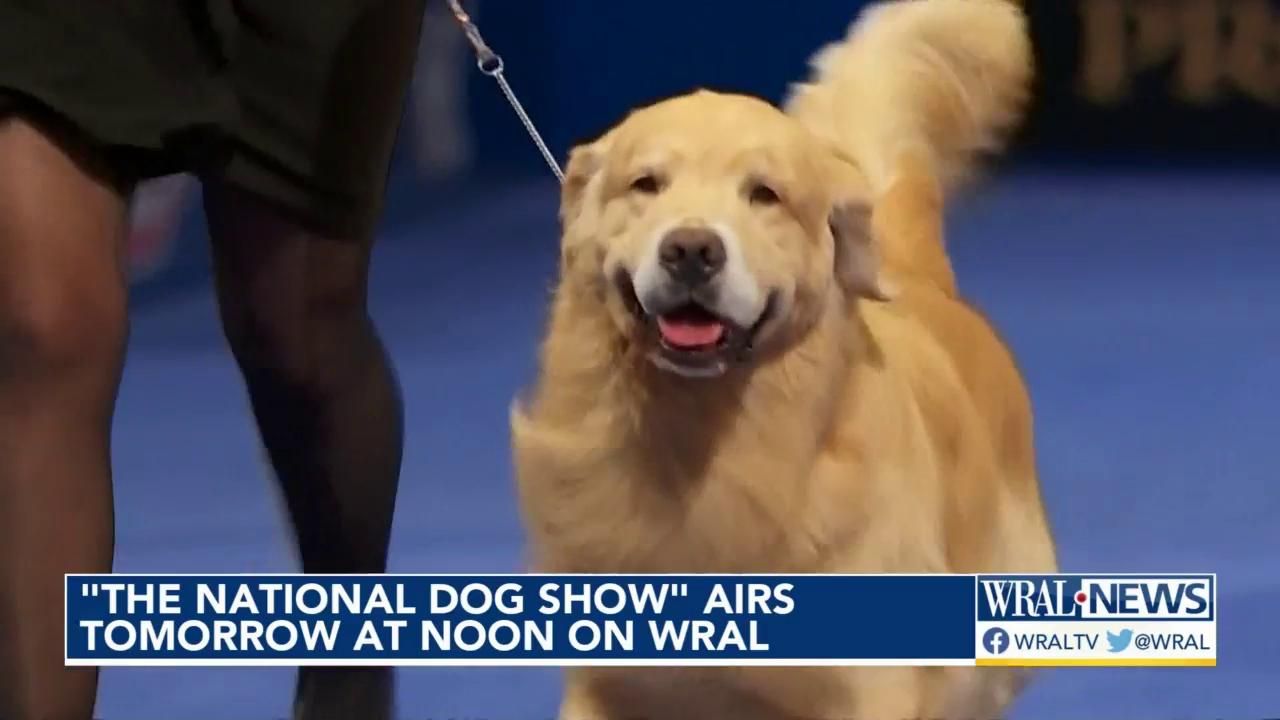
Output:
[
  {"xmin": 614, "ymin": 271, "xmax": 776, "ymax": 377},
  {"xmin": 651, "ymin": 301, "xmax": 748, "ymax": 376},
  {"xmin": 656, "ymin": 303, "xmax": 729, "ymax": 353}
]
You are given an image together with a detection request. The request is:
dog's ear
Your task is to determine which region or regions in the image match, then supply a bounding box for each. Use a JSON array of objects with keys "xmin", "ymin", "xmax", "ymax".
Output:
[
  {"xmin": 560, "ymin": 132, "xmax": 613, "ymax": 227},
  {"xmin": 823, "ymin": 151, "xmax": 896, "ymax": 302},
  {"xmin": 830, "ymin": 200, "xmax": 894, "ymax": 302}
]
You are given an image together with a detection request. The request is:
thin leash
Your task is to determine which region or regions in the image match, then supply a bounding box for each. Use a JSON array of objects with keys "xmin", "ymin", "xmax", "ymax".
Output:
[{"xmin": 446, "ymin": 0, "xmax": 565, "ymax": 183}]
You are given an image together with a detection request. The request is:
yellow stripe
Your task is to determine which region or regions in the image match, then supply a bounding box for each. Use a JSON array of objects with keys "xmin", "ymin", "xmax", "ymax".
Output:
[{"xmin": 977, "ymin": 658, "xmax": 1215, "ymax": 667}]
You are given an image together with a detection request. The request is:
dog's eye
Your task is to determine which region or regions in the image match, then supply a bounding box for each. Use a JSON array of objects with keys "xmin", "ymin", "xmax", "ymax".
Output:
[
  {"xmin": 629, "ymin": 174, "xmax": 662, "ymax": 195},
  {"xmin": 747, "ymin": 181, "xmax": 781, "ymax": 206}
]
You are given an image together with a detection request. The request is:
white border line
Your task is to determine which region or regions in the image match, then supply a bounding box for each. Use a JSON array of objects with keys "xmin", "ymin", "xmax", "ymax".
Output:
[
  {"xmin": 64, "ymin": 572, "xmax": 1218, "ymax": 578},
  {"xmin": 64, "ymin": 573, "xmax": 1219, "ymax": 665},
  {"xmin": 67, "ymin": 658, "xmax": 976, "ymax": 668}
]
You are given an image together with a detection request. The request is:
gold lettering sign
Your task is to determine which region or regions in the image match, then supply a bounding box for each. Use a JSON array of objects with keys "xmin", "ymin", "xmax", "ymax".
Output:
[{"xmin": 1077, "ymin": 0, "xmax": 1280, "ymax": 107}]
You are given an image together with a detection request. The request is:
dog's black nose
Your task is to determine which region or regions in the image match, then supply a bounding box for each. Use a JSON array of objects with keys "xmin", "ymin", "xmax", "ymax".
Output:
[{"xmin": 658, "ymin": 227, "xmax": 726, "ymax": 286}]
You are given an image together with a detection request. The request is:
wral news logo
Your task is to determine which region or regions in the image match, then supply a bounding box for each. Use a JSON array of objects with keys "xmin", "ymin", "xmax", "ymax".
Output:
[
  {"xmin": 973, "ymin": 574, "xmax": 1217, "ymax": 667},
  {"xmin": 978, "ymin": 574, "xmax": 1213, "ymax": 621}
]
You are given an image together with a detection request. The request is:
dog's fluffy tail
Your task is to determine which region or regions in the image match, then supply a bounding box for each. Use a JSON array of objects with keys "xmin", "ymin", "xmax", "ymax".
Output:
[
  {"xmin": 786, "ymin": 0, "xmax": 1031, "ymax": 194},
  {"xmin": 785, "ymin": 0, "xmax": 1032, "ymax": 291}
]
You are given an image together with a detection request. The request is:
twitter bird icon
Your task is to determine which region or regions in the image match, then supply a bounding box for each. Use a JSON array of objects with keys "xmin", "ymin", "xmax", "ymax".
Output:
[{"xmin": 1106, "ymin": 629, "xmax": 1134, "ymax": 653}]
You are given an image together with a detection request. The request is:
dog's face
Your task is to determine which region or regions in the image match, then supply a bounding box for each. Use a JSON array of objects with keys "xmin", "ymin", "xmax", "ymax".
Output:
[{"xmin": 560, "ymin": 91, "xmax": 889, "ymax": 378}]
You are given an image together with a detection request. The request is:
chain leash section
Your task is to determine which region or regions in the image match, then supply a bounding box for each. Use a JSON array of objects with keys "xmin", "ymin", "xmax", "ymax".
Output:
[{"xmin": 446, "ymin": 0, "xmax": 565, "ymax": 183}]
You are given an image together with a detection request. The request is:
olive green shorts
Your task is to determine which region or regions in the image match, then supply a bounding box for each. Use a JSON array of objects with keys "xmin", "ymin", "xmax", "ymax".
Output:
[{"xmin": 0, "ymin": 0, "xmax": 427, "ymax": 236}]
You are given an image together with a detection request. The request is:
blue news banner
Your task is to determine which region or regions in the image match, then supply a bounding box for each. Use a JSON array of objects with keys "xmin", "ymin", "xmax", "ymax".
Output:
[{"xmin": 64, "ymin": 574, "xmax": 1217, "ymax": 667}]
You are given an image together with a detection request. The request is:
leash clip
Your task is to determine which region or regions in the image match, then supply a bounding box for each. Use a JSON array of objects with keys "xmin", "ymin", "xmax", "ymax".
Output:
[{"xmin": 447, "ymin": 0, "xmax": 562, "ymax": 182}]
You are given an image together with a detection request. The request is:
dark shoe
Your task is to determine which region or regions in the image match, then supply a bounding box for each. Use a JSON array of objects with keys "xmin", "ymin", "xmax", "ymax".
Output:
[{"xmin": 293, "ymin": 667, "xmax": 395, "ymax": 720}]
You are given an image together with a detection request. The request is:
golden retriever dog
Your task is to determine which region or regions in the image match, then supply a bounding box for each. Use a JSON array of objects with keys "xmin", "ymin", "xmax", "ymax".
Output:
[{"xmin": 510, "ymin": 0, "xmax": 1058, "ymax": 717}]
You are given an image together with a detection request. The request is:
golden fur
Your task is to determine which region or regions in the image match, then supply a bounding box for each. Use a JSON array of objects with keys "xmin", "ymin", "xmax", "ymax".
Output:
[{"xmin": 510, "ymin": 0, "xmax": 1057, "ymax": 717}]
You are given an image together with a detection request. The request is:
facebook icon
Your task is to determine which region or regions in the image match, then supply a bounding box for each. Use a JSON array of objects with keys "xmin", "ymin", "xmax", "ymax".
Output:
[{"xmin": 983, "ymin": 627, "xmax": 1010, "ymax": 655}]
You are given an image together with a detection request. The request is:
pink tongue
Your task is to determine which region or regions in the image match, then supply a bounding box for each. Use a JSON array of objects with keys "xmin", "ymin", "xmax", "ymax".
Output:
[{"xmin": 657, "ymin": 316, "xmax": 725, "ymax": 348}]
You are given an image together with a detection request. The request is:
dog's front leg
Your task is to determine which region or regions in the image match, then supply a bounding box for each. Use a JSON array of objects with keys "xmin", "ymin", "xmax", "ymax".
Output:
[
  {"xmin": 841, "ymin": 666, "xmax": 927, "ymax": 720},
  {"xmin": 558, "ymin": 673, "xmax": 615, "ymax": 720}
]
